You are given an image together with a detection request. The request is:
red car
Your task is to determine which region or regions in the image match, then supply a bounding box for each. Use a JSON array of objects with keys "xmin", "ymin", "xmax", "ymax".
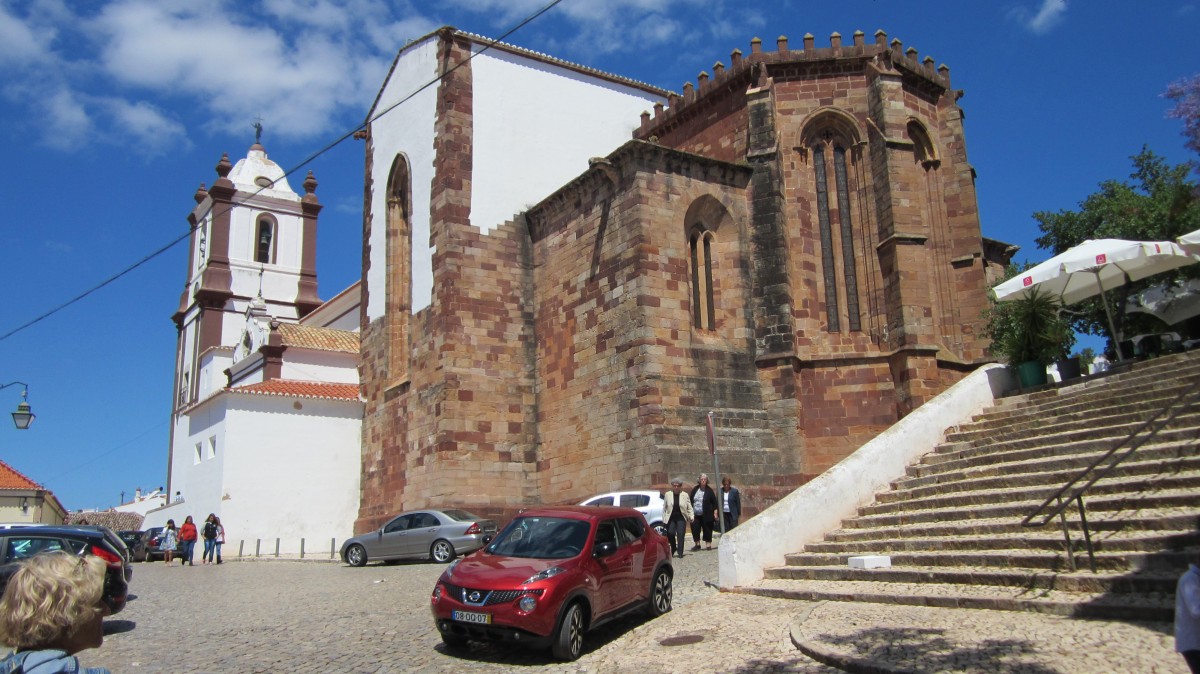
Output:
[{"xmin": 430, "ymin": 505, "xmax": 674, "ymax": 661}]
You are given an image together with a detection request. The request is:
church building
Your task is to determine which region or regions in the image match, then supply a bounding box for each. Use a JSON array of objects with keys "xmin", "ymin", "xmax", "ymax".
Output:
[
  {"xmin": 355, "ymin": 27, "xmax": 1004, "ymax": 531},
  {"xmin": 150, "ymin": 141, "xmax": 363, "ymax": 554}
]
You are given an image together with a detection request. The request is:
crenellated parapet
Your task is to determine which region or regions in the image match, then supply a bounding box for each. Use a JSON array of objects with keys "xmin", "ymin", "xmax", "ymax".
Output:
[{"xmin": 635, "ymin": 29, "xmax": 954, "ymax": 142}]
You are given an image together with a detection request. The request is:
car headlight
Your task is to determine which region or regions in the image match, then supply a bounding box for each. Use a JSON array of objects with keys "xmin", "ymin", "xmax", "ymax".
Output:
[
  {"xmin": 522, "ymin": 566, "xmax": 565, "ymax": 585},
  {"xmin": 445, "ymin": 559, "xmax": 460, "ymax": 577},
  {"xmin": 518, "ymin": 595, "xmax": 538, "ymax": 612},
  {"xmin": 431, "ymin": 584, "xmax": 443, "ymax": 601}
]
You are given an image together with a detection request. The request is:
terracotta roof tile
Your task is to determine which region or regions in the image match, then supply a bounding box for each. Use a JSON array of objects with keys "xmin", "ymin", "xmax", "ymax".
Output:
[
  {"xmin": 231, "ymin": 380, "xmax": 360, "ymax": 401},
  {"xmin": 275, "ymin": 323, "xmax": 358, "ymax": 353},
  {"xmin": 0, "ymin": 460, "xmax": 44, "ymax": 490}
]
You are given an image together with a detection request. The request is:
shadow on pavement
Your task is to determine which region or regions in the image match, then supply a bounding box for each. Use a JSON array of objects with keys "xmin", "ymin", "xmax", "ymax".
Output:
[
  {"xmin": 800, "ymin": 625, "xmax": 1062, "ymax": 674},
  {"xmin": 103, "ymin": 620, "xmax": 136, "ymax": 636},
  {"xmin": 435, "ymin": 611, "xmax": 658, "ymax": 666}
]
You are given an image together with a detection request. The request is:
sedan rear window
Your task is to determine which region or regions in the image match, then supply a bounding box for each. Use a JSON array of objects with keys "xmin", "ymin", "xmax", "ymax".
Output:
[
  {"xmin": 618, "ymin": 494, "xmax": 649, "ymax": 508},
  {"xmin": 487, "ymin": 517, "xmax": 591, "ymax": 559},
  {"xmin": 7, "ymin": 537, "xmax": 66, "ymax": 559},
  {"xmin": 441, "ymin": 509, "xmax": 481, "ymax": 522}
]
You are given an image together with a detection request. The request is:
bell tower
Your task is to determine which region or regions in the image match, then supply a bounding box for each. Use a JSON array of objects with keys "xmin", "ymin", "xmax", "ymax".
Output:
[{"xmin": 170, "ymin": 141, "xmax": 322, "ymax": 410}]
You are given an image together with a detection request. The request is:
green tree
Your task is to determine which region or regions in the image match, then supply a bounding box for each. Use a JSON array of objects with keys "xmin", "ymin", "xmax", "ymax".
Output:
[{"xmin": 1031, "ymin": 148, "xmax": 1200, "ymax": 344}]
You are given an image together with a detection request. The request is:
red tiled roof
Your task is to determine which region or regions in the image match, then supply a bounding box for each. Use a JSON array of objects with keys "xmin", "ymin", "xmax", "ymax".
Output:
[
  {"xmin": 275, "ymin": 323, "xmax": 358, "ymax": 353},
  {"xmin": 0, "ymin": 460, "xmax": 44, "ymax": 490},
  {"xmin": 230, "ymin": 380, "xmax": 360, "ymax": 401}
]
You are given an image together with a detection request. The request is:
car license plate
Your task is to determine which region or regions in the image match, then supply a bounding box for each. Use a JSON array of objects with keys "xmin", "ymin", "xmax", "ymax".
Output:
[{"xmin": 453, "ymin": 610, "xmax": 491, "ymax": 624}]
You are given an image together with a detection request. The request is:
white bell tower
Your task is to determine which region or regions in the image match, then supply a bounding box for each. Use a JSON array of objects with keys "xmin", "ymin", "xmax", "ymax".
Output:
[{"xmin": 170, "ymin": 141, "xmax": 322, "ymax": 410}]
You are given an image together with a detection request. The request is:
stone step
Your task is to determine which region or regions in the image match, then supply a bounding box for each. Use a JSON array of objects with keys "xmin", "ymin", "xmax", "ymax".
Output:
[
  {"xmin": 887, "ymin": 448, "xmax": 1200, "ymax": 497},
  {"xmin": 977, "ymin": 371, "xmax": 1200, "ymax": 428},
  {"xmin": 761, "ymin": 563, "xmax": 1179, "ymax": 596},
  {"xmin": 905, "ymin": 430, "xmax": 1200, "ymax": 479},
  {"xmin": 946, "ymin": 392, "xmax": 1200, "ymax": 445},
  {"xmin": 781, "ymin": 547, "xmax": 1194, "ymax": 573},
  {"xmin": 824, "ymin": 510, "xmax": 1200, "ymax": 544},
  {"xmin": 978, "ymin": 352, "xmax": 1200, "ymax": 419},
  {"xmin": 862, "ymin": 469, "xmax": 1200, "ymax": 517},
  {"xmin": 741, "ymin": 576, "xmax": 1175, "ymax": 621},
  {"xmin": 804, "ymin": 528, "xmax": 1200, "ymax": 555},
  {"xmin": 842, "ymin": 489, "xmax": 1200, "ymax": 529},
  {"xmin": 921, "ymin": 413, "xmax": 1200, "ymax": 466}
]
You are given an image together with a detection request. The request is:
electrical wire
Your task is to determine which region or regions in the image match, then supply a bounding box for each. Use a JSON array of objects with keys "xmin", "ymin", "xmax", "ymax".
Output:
[{"xmin": 0, "ymin": 0, "xmax": 567, "ymax": 344}]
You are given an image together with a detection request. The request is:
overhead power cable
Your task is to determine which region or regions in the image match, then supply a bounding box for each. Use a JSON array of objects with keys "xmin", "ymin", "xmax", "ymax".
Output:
[{"xmin": 0, "ymin": 0, "xmax": 566, "ymax": 344}]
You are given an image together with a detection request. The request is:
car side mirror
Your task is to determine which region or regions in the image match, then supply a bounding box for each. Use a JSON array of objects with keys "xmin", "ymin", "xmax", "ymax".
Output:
[
  {"xmin": 593, "ymin": 541, "xmax": 616, "ymax": 557},
  {"xmin": 482, "ymin": 535, "xmax": 493, "ymax": 545}
]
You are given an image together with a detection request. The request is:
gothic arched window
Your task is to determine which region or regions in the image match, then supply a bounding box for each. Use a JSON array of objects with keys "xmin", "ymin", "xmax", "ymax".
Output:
[
  {"xmin": 809, "ymin": 127, "xmax": 862, "ymax": 333},
  {"xmin": 386, "ymin": 154, "xmax": 413, "ymax": 383},
  {"xmin": 689, "ymin": 228, "xmax": 716, "ymax": 330}
]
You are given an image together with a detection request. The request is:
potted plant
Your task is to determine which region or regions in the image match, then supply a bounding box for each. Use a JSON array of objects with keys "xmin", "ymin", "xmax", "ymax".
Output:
[{"xmin": 985, "ymin": 286, "xmax": 1074, "ymax": 388}]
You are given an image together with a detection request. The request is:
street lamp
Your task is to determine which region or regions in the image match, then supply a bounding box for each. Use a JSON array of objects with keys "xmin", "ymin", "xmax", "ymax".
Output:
[{"xmin": 0, "ymin": 383, "xmax": 34, "ymax": 430}]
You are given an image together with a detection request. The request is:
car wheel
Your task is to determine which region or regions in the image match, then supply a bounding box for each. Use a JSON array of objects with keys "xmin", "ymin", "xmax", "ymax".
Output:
[
  {"xmin": 646, "ymin": 567, "xmax": 673, "ymax": 617},
  {"xmin": 345, "ymin": 544, "xmax": 368, "ymax": 567},
  {"xmin": 652, "ymin": 521, "xmax": 667, "ymax": 537},
  {"xmin": 430, "ymin": 539, "xmax": 456, "ymax": 563},
  {"xmin": 551, "ymin": 602, "xmax": 585, "ymax": 661}
]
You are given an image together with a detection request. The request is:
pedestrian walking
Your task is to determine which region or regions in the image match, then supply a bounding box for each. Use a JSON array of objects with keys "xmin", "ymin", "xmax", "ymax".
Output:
[
  {"xmin": 720, "ymin": 476, "xmax": 742, "ymax": 532},
  {"xmin": 689, "ymin": 473, "xmax": 718, "ymax": 551},
  {"xmin": 0, "ymin": 551, "xmax": 112, "ymax": 674},
  {"xmin": 1178, "ymin": 554, "xmax": 1200, "ymax": 673},
  {"xmin": 214, "ymin": 516, "xmax": 225, "ymax": 564},
  {"xmin": 161, "ymin": 519, "xmax": 178, "ymax": 565},
  {"xmin": 201, "ymin": 513, "xmax": 219, "ymax": 564},
  {"xmin": 662, "ymin": 477, "xmax": 693, "ymax": 558},
  {"xmin": 178, "ymin": 515, "xmax": 198, "ymax": 566}
]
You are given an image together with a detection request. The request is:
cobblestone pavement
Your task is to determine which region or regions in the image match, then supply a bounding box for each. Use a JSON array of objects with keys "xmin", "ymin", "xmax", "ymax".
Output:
[
  {"xmin": 81, "ymin": 552, "xmax": 1190, "ymax": 673},
  {"xmin": 85, "ymin": 549, "xmax": 836, "ymax": 674}
]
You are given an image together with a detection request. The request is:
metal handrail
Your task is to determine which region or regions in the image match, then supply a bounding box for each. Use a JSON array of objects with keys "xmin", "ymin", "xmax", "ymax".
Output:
[{"xmin": 1021, "ymin": 373, "xmax": 1200, "ymax": 572}]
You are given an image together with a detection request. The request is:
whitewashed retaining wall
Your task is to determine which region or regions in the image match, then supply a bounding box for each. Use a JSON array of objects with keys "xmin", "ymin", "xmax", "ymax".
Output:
[{"xmin": 718, "ymin": 364, "xmax": 1016, "ymax": 588}]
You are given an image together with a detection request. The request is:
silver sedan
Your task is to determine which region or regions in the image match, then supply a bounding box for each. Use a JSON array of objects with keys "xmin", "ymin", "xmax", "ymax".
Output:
[{"xmin": 340, "ymin": 509, "xmax": 497, "ymax": 566}]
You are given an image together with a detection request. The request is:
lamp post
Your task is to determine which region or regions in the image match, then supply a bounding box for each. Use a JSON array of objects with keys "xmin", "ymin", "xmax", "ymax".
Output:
[{"xmin": 0, "ymin": 382, "xmax": 35, "ymax": 430}]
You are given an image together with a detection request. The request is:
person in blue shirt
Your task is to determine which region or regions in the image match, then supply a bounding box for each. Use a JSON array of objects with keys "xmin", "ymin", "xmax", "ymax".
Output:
[
  {"xmin": 0, "ymin": 552, "xmax": 111, "ymax": 674},
  {"xmin": 1178, "ymin": 554, "xmax": 1200, "ymax": 673}
]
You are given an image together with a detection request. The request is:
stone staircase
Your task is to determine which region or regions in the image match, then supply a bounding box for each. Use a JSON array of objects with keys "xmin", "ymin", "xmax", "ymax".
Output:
[{"xmin": 744, "ymin": 350, "xmax": 1200, "ymax": 621}]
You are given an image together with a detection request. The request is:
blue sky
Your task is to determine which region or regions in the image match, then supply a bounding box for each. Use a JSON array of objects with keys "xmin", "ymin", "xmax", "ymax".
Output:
[{"xmin": 0, "ymin": 0, "xmax": 1196, "ymax": 512}]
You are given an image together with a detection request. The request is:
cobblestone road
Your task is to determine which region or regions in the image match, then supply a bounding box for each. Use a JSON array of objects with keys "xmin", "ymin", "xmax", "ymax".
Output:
[{"xmin": 84, "ymin": 551, "xmax": 838, "ymax": 674}]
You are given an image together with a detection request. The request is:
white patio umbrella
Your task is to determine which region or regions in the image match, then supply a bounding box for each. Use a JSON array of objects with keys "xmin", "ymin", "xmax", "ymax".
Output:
[
  {"xmin": 991, "ymin": 238, "xmax": 1198, "ymax": 360},
  {"xmin": 1178, "ymin": 228, "xmax": 1200, "ymax": 255}
]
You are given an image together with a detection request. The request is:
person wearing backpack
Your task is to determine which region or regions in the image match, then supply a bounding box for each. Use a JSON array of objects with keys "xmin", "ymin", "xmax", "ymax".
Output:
[
  {"xmin": 213, "ymin": 515, "xmax": 226, "ymax": 564},
  {"xmin": 200, "ymin": 513, "xmax": 219, "ymax": 565}
]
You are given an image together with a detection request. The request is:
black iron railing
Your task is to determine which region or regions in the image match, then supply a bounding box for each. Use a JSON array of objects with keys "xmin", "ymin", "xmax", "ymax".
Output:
[{"xmin": 1021, "ymin": 374, "xmax": 1200, "ymax": 573}]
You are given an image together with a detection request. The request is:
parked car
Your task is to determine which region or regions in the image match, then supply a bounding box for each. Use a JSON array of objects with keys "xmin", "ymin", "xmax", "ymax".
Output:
[
  {"xmin": 68, "ymin": 525, "xmax": 131, "ymax": 564},
  {"xmin": 0, "ymin": 525, "xmax": 131, "ymax": 614},
  {"xmin": 117, "ymin": 530, "xmax": 148, "ymax": 562},
  {"xmin": 143, "ymin": 526, "xmax": 174, "ymax": 561},
  {"xmin": 341, "ymin": 509, "xmax": 498, "ymax": 567},
  {"xmin": 431, "ymin": 505, "xmax": 673, "ymax": 661},
  {"xmin": 579, "ymin": 490, "xmax": 666, "ymax": 535}
]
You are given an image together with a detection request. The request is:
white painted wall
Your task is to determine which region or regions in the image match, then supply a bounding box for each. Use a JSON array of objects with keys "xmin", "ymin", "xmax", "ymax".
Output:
[
  {"xmin": 366, "ymin": 36, "xmax": 663, "ymax": 318},
  {"xmin": 366, "ymin": 36, "xmax": 439, "ymax": 320},
  {"xmin": 221, "ymin": 395, "xmax": 362, "ymax": 556},
  {"xmin": 279, "ymin": 351, "xmax": 358, "ymax": 384},
  {"xmin": 469, "ymin": 47, "xmax": 659, "ymax": 235},
  {"xmin": 149, "ymin": 392, "xmax": 362, "ymax": 557},
  {"xmin": 717, "ymin": 364, "xmax": 1017, "ymax": 588}
]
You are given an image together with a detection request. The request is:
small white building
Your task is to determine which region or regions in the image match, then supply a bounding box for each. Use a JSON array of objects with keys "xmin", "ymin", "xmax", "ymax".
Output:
[{"xmin": 146, "ymin": 142, "xmax": 362, "ymax": 557}]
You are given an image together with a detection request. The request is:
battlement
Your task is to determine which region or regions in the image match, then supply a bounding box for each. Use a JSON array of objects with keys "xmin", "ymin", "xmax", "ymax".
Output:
[{"xmin": 636, "ymin": 30, "xmax": 953, "ymax": 141}]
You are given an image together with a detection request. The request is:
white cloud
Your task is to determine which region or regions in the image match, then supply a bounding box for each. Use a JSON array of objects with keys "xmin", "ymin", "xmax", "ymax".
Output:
[
  {"xmin": 101, "ymin": 98, "xmax": 189, "ymax": 154},
  {"xmin": 42, "ymin": 87, "xmax": 94, "ymax": 149},
  {"xmin": 1010, "ymin": 0, "xmax": 1068, "ymax": 35}
]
